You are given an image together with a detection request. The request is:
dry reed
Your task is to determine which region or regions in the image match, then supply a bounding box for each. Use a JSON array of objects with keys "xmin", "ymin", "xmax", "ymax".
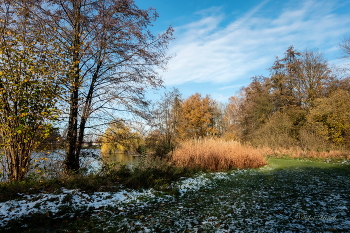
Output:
[
  {"xmin": 269, "ymin": 147, "xmax": 350, "ymax": 159},
  {"xmin": 170, "ymin": 139, "xmax": 267, "ymax": 171}
]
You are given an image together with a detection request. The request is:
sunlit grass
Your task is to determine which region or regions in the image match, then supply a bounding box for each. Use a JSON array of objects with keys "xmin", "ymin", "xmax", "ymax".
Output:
[{"xmin": 267, "ymin": 147, "xmax": 350, "ymax": 161}]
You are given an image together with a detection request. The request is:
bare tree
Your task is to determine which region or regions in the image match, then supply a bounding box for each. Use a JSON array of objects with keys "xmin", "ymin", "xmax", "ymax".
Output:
[
  {"xmin": 34, "ymin": 0, "xmax": 174, "ymax": 172},
  {"xmin": 340, "ymin": 36, "xmax": 350, "ymax": 57},
  {"xmin": 149, "ymin": 88, "xmax": 182, "ymax": 156}
]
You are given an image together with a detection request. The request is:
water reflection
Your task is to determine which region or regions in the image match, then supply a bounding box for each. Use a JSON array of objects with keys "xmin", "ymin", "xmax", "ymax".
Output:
[
  {"xmin": 32, "ymin": 149, "xmax": 103, "ymax": 174},
  {"xmin": 32, "ymin": 149, "xmax": 139, "ymax": 166},
  {"xmin": 0, "ymin": 149, "xmax": 140, "ymax": 181},
  {"xmin": 102, "ymin": 151, "xmax": 139, "ymax": 165}
]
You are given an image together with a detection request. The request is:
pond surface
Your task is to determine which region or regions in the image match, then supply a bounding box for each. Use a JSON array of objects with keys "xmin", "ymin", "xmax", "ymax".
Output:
[
  {"xmin": 0, "ymin": 149, "xmax": 139, "ymax": 181},
  {"xmin": 34, "ymin": 149, "xmax": 139, "ymax": 172},
  {"xmin": 102, "ymin": 152, "xmax": 139, "ymax": 165}
]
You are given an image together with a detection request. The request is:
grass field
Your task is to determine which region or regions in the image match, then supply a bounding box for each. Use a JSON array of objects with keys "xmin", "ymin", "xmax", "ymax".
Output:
[{"xmin": 1, "ymin": 158, "xmax": 349, "ymax": 232}]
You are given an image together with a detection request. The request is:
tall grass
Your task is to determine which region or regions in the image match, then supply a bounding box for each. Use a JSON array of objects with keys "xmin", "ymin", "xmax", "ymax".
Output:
[
  {"xmin": 170, "ymin": 139, "xmax": 267, "ymax": 170},
  {"xmin": 268, "ymin": 147, "xmax": 350, "ymax": 159}
]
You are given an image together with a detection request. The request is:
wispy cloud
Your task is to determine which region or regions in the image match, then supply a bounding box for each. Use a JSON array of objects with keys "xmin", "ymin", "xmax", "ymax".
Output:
[
  {"xmin": 218, "ymin": 84, "xmax": 246, "ymax": 90},
  {"xmin": 228, "ymin": 0, "xmax": 270, "ymax": 31},
  {"xmin": 161, "ymin": 0, "xmax": 350, "ymax": 86}
]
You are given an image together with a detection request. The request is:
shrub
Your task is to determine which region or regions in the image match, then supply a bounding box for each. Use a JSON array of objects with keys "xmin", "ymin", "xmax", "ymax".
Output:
[
  {"xmin": 250, "ymin": 111, "xmax": 298, "ymax": 149},
  {"xmin": 154, "ymin": 141, "xmax": 174, "ymax": 158}
]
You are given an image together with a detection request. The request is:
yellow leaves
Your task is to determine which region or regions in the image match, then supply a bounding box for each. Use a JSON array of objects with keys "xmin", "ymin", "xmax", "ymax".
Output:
[
  {"xmin": 307, "ymin": 89, "xmax": 350, "ymax": 145},
  {"xmin": 102, "ymin": 120, "xmax": 144, "ymax": 154},
  {"xmin": 20, "ymin": 112, "xmax": 28, "ymax": 117}
]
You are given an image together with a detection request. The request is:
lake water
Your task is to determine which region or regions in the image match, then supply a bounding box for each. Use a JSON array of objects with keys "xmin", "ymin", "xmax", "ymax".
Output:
[
  {"xmin": 35, "ymin": 149, "xmax": 139, "ymax": 172},
  {"xmin": 102, "ymin": 151, "xmax": 139, "ymax": 165},
  {"xmin": 0, "ymin": 149, "xmax": 139, "ymax": 181}
]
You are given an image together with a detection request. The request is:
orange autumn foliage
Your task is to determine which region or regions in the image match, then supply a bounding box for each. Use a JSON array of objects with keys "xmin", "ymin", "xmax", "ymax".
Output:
[{"xmin": 177, "ymin": 93, "xmax": 220, "ymax": 140}]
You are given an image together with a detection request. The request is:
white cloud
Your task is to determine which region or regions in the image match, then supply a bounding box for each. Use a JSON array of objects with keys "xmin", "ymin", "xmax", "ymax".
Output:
[
  {"xmin": 161, "ymin": 0, "xmax": 350, "ymax": 86},
  {"xmin": 218, "ymin": 84, "xmax": 246, "ymax": 90}
]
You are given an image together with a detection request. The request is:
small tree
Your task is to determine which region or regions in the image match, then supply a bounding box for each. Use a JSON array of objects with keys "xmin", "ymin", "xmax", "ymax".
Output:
[
  {"xmin": 221, "ymin": 96, "xmax": 243, "ymax": 141},
  {"xmin": 150, "ymin": 88, "xmax": 182, "ymax": 156},
  {"xmin": 0, "ymin": 2, "xmax": 64, "ymax": 180}
]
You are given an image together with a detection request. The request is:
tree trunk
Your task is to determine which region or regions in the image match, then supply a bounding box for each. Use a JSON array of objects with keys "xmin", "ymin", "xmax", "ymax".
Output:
[
  {"xmin": 64, "ymin": 86, "xmax": 80, "ymax": 172},
  {"xmin": 76, "ymin": 64, "xmax": 100, "ymax": 159},
  {"xmin": 64, "ymin": 1, "xmax": 83, "ymax": 173},
  {"xmin": 7, "ymin": 146, "xmax": 31, "ymax": 181}
]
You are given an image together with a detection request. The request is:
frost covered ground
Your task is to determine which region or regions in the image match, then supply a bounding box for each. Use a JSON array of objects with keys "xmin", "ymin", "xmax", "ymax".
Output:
[{"xmin": 1, "ymin": 159, "xmax": 350, "ymax": 232}]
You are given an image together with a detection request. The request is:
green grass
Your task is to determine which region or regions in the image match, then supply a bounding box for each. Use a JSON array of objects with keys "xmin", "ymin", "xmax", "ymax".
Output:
[
  {"xmin": 266, "ymin": 158, "xmax": 346, "ymax": 169},
  {"xmin": 1, "ymin": 158, "xmax": 350, "ymax": 232}
]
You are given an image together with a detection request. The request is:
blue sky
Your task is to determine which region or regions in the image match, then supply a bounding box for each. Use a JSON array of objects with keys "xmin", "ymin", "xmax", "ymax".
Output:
[{"xmin": 135, "ymin": 0, "xmax": 350, "ymax": 103}]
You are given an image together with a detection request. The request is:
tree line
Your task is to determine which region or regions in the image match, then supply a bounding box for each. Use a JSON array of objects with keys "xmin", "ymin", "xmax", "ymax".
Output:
[
  {"xmin": 237, "ymin": 47, "xmax": 350, "ymax": 150},
  {"xmin": 115, "ymin": 46, "xmax": 349, "ymax": 157}
]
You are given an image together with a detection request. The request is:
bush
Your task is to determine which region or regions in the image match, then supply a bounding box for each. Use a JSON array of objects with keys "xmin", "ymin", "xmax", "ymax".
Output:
[
  {"xmin": 250, "ymin": 112, "xmax": 298, "ymax": 149},
  {"xmin": 299, "ymin": 128, "xmax": 331, "ymax": 151},
  {"xmin": 154, "ymin": 141, "xmax": 174, "ymax": 158}
]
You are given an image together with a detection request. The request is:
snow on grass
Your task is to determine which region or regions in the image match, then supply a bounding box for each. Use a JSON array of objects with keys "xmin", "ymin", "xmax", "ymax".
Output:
[
  {"xmin": 0, "ymin": 188, "xmax": 159, "ymax": 226},
  {"xmin": 1, "ymin": 161, "xmax": 350, "ymax": 232},
  {"xmin": 0, "ymin": 171, "xmax": 245, "ymax": 226},
  {"xmin": 175, "ymin": 170, "xmax": 248, "ymax": 196}
]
